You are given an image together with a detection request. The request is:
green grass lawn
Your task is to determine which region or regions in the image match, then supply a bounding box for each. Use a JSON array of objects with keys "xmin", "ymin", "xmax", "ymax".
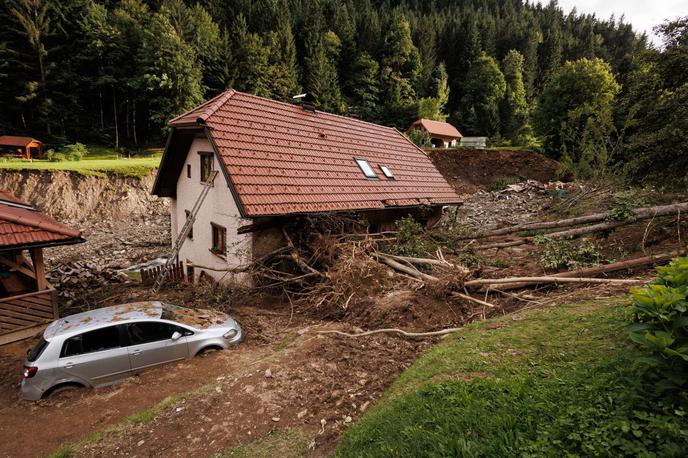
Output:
[
  {"xmin": 0, "ymin": 144, "xmax": 162, "ymax": 177},
  {"xmin": 334, "ymin": 299, "xmax": 688, "ymax": 457}
]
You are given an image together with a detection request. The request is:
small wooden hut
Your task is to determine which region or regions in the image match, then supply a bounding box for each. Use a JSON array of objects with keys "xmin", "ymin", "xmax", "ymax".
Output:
[
  {"xmin": 0, "ymin": 191, "xmax": 84, "ymax": 344},
  {"xmin": 0, "ymin": 135, "xmax": 44, "ymax": 159}
]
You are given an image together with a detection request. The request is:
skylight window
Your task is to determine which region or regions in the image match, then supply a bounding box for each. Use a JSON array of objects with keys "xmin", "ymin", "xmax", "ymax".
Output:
[
  {"xmin": 379, "ymin": 165, "xmax": 395, "ymax": 180},
  {"xmin": 355, "ymin": 158, "xmax": 377, "ymax": 178}
]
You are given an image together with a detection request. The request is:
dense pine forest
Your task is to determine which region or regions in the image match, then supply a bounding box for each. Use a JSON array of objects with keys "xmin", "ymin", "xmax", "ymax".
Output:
[{"xmin": 0, "ymin": 0, "xmax": 686, "ymax": 186}]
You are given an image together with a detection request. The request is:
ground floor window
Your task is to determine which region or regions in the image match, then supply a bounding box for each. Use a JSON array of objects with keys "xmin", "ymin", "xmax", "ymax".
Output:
[{"xmin": 211, "ymin": 223, "xmax": 226, "ymax": 257}]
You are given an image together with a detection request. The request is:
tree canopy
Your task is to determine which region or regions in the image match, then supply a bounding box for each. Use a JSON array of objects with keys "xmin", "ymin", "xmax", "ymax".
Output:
[{"xmin": 0, "ymin": 0, "xmax": 654, "ymax": 163}]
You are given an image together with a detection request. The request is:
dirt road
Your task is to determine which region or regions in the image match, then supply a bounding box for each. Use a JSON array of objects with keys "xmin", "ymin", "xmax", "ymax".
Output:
[{"xmin": 0, "ymin": 305, "xmax": 431, "ymax": 457}]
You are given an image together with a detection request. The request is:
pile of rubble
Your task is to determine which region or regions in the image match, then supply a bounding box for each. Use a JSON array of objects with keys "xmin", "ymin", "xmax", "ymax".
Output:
[{"xmin": 47, "ymin": 261, "xmax": 132, "ymax": 301}]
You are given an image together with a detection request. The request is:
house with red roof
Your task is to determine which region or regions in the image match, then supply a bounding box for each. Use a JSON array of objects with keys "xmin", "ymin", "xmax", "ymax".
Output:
[
  {"xmin": 153, "ymin": 90, "xmax": 460, "ymax": 284},
  {"xmin": 408, "ymin": 119, "xmax": 463, "ymax": 149},
  {"xmin": 0, "ymin": 191, "xmax": 84, "ymax": 344}
]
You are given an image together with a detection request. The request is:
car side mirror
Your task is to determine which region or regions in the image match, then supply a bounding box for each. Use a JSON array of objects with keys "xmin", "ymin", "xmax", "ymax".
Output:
[{"xmin": 171, "ymin": 331, "xmax": 182, "ymax": 341}]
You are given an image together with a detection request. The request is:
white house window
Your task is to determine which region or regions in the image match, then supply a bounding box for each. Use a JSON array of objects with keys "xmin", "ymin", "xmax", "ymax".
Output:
[
  {"xmin": 379, "ymin": 165, "xmax": 395, "ymax": 180},
  {"xmin": 355, "ymin": 158, "xmax": 377, "ymax": 178}
]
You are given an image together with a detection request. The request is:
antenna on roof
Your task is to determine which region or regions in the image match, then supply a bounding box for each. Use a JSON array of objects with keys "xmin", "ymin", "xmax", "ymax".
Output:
[{"xmin": 293, "ymin": 93, "xmax": 316, "ymax": 113}]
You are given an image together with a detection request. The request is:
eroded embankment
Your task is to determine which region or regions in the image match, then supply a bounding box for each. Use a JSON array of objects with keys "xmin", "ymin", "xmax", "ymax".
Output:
[{"xmin": 0, "ymin": 169, "xmax": 168, "ymax": 223}]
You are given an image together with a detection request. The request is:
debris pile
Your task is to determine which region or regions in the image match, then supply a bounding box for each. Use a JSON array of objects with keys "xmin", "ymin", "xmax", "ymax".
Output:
[{"xmin": 48, "ymin": 261, "xmax": 132, "ymax": 301}]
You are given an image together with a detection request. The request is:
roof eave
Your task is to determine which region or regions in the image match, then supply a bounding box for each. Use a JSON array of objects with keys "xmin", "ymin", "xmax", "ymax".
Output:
[{"xmin": 0, "ymin": 236, "xmax": 86, "ymax": 253}]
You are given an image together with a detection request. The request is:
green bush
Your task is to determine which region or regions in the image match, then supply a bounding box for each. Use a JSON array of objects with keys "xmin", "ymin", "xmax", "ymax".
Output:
[
  {"xmin": 407, "ymin": 129, "xmax": 431, "ymax": 148},
  {"xmin": 61, "ymin": 143, "xmax": 87, "ymax": 161},
  {"xmin": 46, "ymin": 149, "xmax": 67, "ymax": 162},
  {"xmin": 535, "ymin": 236, "xmax": 602, "ymax": 270},
  {"xmin": 628, "ymin": 257, "xmax": 688, "ymax": 396},
  {"xmin": 606, "ymin": 190, "xmax": 646, "ymax": 222},
  {"xmin": 488, "ymin": 175, "xmax": 523, "ymax": 192},
  {"xmin": 392, "ymin": 216, "xmax": 436, "ymax": 257}
]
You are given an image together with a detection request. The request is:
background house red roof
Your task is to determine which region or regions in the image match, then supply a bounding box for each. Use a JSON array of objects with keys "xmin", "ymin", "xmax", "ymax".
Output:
[
  {"xmin": 165, "ymin": 90, "xmax": 461, "ymax": 216},
  {"xmin": 0, "ymin": 191, "xmax": 82, "ymax": 249},
  {"xmin": 410, "ymin": 119, "xmax": 463, "ymax": 139},
  {"xmin": 0, "ymin": 135, "xmax": 43, "ymax": 147}
]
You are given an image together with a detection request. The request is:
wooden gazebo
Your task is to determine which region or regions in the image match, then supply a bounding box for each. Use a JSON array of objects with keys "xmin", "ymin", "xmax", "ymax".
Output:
[
  {"xmin": 0, "ymin": 191, "xmax": 84, "ymax": 344},
  {"xmin": 0, "ymin": 135, "xmax": 44, "ymax": 159}
]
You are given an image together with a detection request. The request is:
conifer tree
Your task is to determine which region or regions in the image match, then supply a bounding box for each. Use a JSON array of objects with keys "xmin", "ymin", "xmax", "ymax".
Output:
[
  {"xmin": 459, "ymin": 53, "xmax": 506, "ymax": 136},
  {"xmin": 500, "ymin": 50, "xmax": 529, "ymax": 143},
  {"xmin": 266, "ymin": 13, "xmax": 301, "ymax": 101}
]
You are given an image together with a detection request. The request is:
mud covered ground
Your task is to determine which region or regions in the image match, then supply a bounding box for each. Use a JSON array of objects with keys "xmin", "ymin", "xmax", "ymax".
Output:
[{"xmin": 0, "ymin": 166, "xmax": 685, "ymax": 457}]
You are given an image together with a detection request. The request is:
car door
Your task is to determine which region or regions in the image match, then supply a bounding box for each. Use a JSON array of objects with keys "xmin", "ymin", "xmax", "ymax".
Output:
[
  {"xmin": 58, "ymin": 325, "xmax": 132, "ymax": 387},
  {"xmin": 125, "ymin": 321, "xmax": 189, "ymax": 372}
]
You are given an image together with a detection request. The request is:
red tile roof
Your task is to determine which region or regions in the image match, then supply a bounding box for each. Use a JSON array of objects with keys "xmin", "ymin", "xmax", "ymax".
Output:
[
  {"xmin": 0, "ymin": 135, "xmax": 43, "ymax": 147},
  {"xmin": 0, "ymin": 191, "xmax": 82, "ymax": 249},
  {"xmin": 410, "ymin": 119, "xmax": 463, "ymax": 139},
  {"xmin": 166, "ymin": 90, "xmax": 461, "ymax": 216}
]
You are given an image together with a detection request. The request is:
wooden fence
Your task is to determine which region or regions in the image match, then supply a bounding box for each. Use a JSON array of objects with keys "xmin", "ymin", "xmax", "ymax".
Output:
[
  {"xmin": 140, "ymin": 261, "xmax": 186, "ymax": 286},
  {"xmin": 0, "ymin": 289, "xmax": 56, "ymax": 337}
]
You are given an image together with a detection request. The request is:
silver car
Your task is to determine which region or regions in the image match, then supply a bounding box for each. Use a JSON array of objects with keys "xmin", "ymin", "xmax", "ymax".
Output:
[{"xmin": 21, "ymin": 301, "xmax": 243, "ymax": 400}]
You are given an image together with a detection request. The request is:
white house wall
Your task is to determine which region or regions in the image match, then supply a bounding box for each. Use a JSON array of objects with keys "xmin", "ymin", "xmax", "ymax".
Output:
[{"xmin": 173, "ymin": 137, "xmax": 252, "ymax": 284}]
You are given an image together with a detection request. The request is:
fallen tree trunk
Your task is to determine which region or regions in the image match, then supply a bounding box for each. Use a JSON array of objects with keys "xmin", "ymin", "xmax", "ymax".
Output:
[
  {"xmin": 317, "ymin": 326, "xmax": 463, "ymax": 338},
  {"xmin": 490, "ymin": 250, "xmax": 683, "ymax": 291},
  {"xmin": 376, "ymin": 254, "xmax": 439, "ymax": 282},
  {"xmin": 376, "ymin": 252, "xmax": 469, "ymax": 273},
  {"xmin": 469, "ymin": 201, "xmax": 688, "ymax": 241},
  {"xmin": 478, "ymin": 204, "xmax": 688, "ymax": 250},
  {"xmin": 464, "ymin": 276, "xmax": 642, "ymax": 288}
]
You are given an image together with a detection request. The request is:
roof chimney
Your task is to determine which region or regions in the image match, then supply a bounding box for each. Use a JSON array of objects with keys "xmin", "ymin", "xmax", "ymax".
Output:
[{"xmin": 292, "ymin": 93, "xmax": 316, "ymax": 113}]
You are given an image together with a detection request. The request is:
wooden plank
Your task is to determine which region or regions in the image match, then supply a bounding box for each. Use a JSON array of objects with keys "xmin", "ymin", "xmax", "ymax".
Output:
[
  {"xmin": 15, "ymin": 296, "xmax": 54, "ymax": 311},
  {"xmin": 0, "ymin": 289, "xmax": 54, "ymax": 303},
  {"xmin": 0, "ymin": 301, "xmax": 54, "ymax": 319},
  {"xmin": 0, "ymin": 323, "xmax": 48, "ymax": 346},
  {"xmin": 0, "ymin": 309, "xmax": 41, "ymax": 324},
  {"xmin": 14, "ymin": 291, "xmax": 53, "ymax": 304},
  {"xmin": 0, "ymin": 313, "xmax": 38, "ymax": 327},
  {"xmin": 24, "ymin": 291, "xmax": 52, "ymax": 303}
]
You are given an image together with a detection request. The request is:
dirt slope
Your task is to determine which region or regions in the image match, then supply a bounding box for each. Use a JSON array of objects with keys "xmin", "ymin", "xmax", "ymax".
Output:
[
  {"xmin": 0, "ymin": 170, "xmax": 167, "ymax": 223},
  {"xmin": 427, "ymin": 148, "xmax": 560, "ymax": 194}
]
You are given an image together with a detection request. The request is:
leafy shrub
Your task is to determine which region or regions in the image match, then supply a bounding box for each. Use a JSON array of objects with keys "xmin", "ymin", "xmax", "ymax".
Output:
[
  {"xmin": 407, "ymin": 129, "xmax": 431, "ymax": 148},
  {"xmin": 535, "ymin": 236, "xmax": 601, "ymax": 270},
  {"xmin": 606, "ymin": 190, "xmax": 646, "ymax": 222},
  {"xmin": 61, "ymin": 143, "xmax": 87, "ymax": 161},
  {"xmin": 488, "ymin": 176, "xmax": 523, "ymax": 192},
  {"xmin": 392, "ymin": 216, "xmax": 436, "ymax": 257},
  {"xmin": 46, "ymin": 149, "xmax": 67, "ymax": 162},
  {"xmin": 628, "ymin": 257, "xmax": 688, "ymax": 395}
]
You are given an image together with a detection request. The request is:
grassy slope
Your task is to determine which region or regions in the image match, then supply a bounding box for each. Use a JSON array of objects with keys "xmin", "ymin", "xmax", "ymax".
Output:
[
  {"xmin": 335, "ymin": 299, "xmax": 688, "ymax": 457},
  {"xmin": 0, "ymin": 144, "xmax": 162, "ymax": 177}
]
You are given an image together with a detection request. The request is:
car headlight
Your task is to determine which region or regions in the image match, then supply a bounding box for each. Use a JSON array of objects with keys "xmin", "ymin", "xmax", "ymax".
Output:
[{"xmin": 223, "ymin": 329, "xmax": 238, "ymax": 339}]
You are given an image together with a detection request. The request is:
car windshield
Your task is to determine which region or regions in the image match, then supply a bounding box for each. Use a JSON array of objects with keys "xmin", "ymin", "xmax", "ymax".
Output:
[
  {"xmin": 27, "ymin": 338, "xmax": 48, "ymax": 362},
  {"xmin": 161, "ymin": 303, "xmax": 228, "ymax": 328}
]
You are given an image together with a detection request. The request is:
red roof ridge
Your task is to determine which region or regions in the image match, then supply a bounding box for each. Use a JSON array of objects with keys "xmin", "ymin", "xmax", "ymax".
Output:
[
  {"xmin": 233, "ymin": 90, "xmax": 398, "ymax": 133},
  {"xmin": 411, "ymin": 119, "xmax": 462, "ymax": 138},
  {"xmin": 168, "ymin": 89, "xmax": 237, "ymax": 126},
  {"xmin": 0, "ymin": 135, "xmax": 43, "ymax": 146}
]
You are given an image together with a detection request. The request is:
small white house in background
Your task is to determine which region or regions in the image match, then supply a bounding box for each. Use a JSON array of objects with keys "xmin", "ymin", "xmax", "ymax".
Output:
[
  {"xmin": 408, "ymin": 119, "xmax": 463, "ymax": 148},
  {"xmin": 153, "ymin": 89, "xmax": 461, "ymax": 285}
]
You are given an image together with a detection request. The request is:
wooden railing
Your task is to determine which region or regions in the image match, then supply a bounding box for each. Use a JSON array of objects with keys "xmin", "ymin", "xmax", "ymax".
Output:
[
  {"xmin": 0, "ymin": 289, "xmax": 56, "ymax": 336},
  {"xmin": 140, "ymin": 261, "xmax": 186, "ymax": 286}
]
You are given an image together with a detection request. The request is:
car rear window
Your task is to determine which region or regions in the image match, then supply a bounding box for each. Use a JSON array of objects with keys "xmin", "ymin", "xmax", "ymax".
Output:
[{"xmin": 27, "ymin": 338, "xmax": 48, "ymax": 362}]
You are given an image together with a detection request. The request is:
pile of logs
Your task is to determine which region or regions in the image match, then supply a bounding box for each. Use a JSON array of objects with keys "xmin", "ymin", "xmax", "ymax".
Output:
[{"xmin": 470, "ymin": 202, "xmax": 688, "ymax": 250}]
